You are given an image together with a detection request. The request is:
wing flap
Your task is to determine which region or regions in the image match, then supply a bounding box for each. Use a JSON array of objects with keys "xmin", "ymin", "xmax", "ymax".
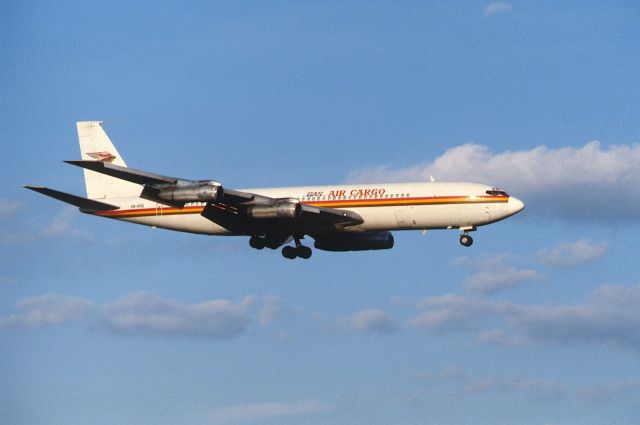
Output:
[
  {"xmin": 201, "ymin": 202, "xmax": 246, "ymax": 233},
  {"xmin": 299, "ymin": 204, "xmax": 364, "ymax": 227}
]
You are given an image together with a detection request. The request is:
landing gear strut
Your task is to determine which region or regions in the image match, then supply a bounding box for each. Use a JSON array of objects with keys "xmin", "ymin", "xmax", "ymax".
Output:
[
  {"xmin": 281, "ymin": 236, "xmax": 312, "ymax": 260},
  {"xmin": 459, "ymin": 234, "xmax": 473, "ymax": 247}
]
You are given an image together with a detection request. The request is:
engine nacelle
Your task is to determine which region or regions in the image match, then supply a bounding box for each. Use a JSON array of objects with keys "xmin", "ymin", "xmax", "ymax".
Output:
[
  {"xmin": 245, "ymin": 198, "xmax": 301, "ymax": 219},
  {"xmin": 156, "ymin": 180, "xmax": 223, "ymax": 203},
  {"xmin": 314, "ymin": 231, "xmax": 394, "ymax": 252}
]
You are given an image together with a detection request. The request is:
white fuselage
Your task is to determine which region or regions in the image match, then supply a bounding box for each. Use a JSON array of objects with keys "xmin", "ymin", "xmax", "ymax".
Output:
[{"xmin": 92, "ymin": 181, "xmax": 524, "ymax": 236}]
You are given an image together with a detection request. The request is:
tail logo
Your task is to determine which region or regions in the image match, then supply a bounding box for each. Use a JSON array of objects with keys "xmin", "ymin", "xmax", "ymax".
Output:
[{"xmin": 87, "ymin": 151, "xmax": 117, "ymax": 163}]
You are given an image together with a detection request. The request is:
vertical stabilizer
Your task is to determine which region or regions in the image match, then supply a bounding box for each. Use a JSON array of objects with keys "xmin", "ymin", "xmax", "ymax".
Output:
[{"xmin": 76, "ymin": 121, "xmax": 140, "ymax": 199}]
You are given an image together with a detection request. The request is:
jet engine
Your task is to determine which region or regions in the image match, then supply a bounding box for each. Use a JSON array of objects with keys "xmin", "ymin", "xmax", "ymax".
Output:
[
  {"xmin": 245, "ymin": 198, "xmax": 301, "ymax": 219},
  {"xmin": 145, "ymin": 180, "xmax": 223, "ymax": 204},
  {"xmin": 314, "ymin": 231, "xmax": 394, "ymax": 252}
]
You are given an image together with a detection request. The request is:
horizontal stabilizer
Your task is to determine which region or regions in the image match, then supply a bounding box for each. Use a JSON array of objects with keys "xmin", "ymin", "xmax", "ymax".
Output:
[
  {"xmin": 23, "ymin": 185, "xmax": 120, "ymax": 212},
  {"xmin": 65, "ymin": 160, "xmax": 177, "ymax": 186}
]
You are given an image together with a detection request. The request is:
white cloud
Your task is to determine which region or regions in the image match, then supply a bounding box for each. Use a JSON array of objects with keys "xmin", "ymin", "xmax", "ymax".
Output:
[
  {"xmin": 102, "ymin": 292, "xmax": 255, "ymax": 338},
  {"xmin": 408, "ymin": 295, "xmax": 513, "ymax": 330},
  {"xmin": 348, "ymin": 141, "xmax": 640, "ymax": 221},
  {"xmin": 42, "ymin": 207, "xmax": 92, "ymax": 241},
  {"xmin": 408, "ymin": 284, "xmax": 640, "ymax": 353},
  {"xmin": 258, "ymin": 295, "xmax": 300, "ymax": 326},
  {"xmin": 259, "ymin": 295, "xmax": 282, "ymax": 326},
  {"xmin": 476, "ymin": 329, "xmax": 514, "ymax": 346},
  {"xmin": 1, "ymin": 292, "xmax": 270, "ymax": 339},
  {"xmin": 0, "ymin": 199, "xmax": 23, "ymax": 219},
  {"xmin": 483, "ymin": 1, "xmax": 512, "ymax": 17},
  {"xmin": 536, "ymin": 239, "xmax": 608, "ymax": 267},
  {"xmin": 208, "ymin": 400, "xmax": 329, "ymax": 424},
  {"xmin": 466, "ymin": 268, "xmax": 539, "ymax": 294},
  {"xmin": 513, "ymin": 289, "xmax": 640, "ymax": 352},
  {"xmin": 2, "ymin": 206, "xmax": 92, "ymax": 244},
  {"xmin": 461, "ymin": 255, "xmax": 540, "ymax": 294},
  {"xmin": 0, "ymin": 294, "xmax": 93, "ymax": 328},
  {"xmin": 337, "ymin": 308, "xmax": 397, "ymax": 333}
]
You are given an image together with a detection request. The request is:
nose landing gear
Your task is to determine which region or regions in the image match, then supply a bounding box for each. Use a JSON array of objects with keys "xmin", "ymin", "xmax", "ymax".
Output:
[
  {"xmin": 459, "ymin": 234, "xmax": 473, "ymax": 247},
  {"xmin": 459, "ymin": 226, "xmax": 475, "ymax": 247}
]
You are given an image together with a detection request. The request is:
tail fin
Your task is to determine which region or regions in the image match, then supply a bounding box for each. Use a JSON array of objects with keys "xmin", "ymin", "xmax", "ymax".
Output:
[{"xmin": 76, "ymin": 121, "xmax": 140, "ymax": 199}]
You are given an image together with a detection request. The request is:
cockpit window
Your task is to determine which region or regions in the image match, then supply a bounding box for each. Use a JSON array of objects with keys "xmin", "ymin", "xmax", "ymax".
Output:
[{"xmin": 486, "ymin": 188, "xmax": 508, "ymax": 196}]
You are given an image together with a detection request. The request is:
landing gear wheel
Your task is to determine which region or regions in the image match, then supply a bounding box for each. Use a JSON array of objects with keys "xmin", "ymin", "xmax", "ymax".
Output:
[
  {"xmin": 459, "ymin": 234, "xmax": 473, "ymax": 247},
  {"xmin": 282, "ymin": 246, "xmax": 297, "ymax": 259},
  {"xmin": 296, "ymin": 246, "xmax": 312, "ymax": 259},
  {"xmin": 249, "ymin": 236, "xmax": 266, "ymax": 250}
]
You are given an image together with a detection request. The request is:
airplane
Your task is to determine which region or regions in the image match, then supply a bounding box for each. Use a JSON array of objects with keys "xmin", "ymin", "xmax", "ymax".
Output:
[{"xmin": 24, "ymin": 121, "xmax": 524, "ymax": 259}]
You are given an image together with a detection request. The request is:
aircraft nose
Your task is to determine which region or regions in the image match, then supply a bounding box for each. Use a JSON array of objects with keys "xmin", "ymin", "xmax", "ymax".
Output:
[{"xmin": 508, "ymin": 196, "xmax": 525, "ymax": 215}]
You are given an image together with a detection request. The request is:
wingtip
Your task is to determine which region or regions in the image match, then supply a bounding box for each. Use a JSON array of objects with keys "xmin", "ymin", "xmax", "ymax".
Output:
[{"xmin": 23, "ymin": 184, "xmax": 46, "ymax": 192}]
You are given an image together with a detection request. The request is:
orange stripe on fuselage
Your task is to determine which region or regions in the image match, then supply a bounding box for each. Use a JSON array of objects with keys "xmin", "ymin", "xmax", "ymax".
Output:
[
  {"xmin": 94, "ymin": 206, "xmax": 205, "ymax": 218},
  {"xmin": 94, "ymin": 196, "xmax": 509, "ymax": 218}
]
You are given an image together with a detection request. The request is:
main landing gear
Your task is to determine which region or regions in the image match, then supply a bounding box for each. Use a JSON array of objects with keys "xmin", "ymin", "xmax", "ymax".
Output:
[
  {"xmin": 282, "ymin": 236, "xmax": 312, "ymax": 260},
  {"xmin": 249, "ymin": 235, "xmax": 312, "ymax": 259},
  {"xmin": 281, "ymin": 245, "xmax": 312, "ymax": 259},
  {"xmin": 249, "ymin": 235, "xmax": 266, "ymax": 250}
]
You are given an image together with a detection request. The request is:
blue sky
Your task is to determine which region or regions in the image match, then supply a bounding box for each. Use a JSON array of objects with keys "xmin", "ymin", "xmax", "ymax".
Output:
[{"xmin": 2, "ymin": 1, "xmax": 640, "ymax": 424}]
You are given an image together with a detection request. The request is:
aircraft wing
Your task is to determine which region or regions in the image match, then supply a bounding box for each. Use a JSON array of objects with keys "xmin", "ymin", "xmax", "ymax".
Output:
[
  {"xmin": 65, "ymin": 160, "xmax": 180, "ymax": 186},
  {"xmin": 66, "ymin": 160, "xmax": 253, "ymax": 206},
  {"xmin": 65, "ymin": 161, "xmax": 256, "ymax": 201},
  {"xmin": 66, "ymin": 160, "xmax": 363, "ymax": 232},
  {"xmin": 200, "ymin": 200, "xmax": 363, "ymax": 233}
]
